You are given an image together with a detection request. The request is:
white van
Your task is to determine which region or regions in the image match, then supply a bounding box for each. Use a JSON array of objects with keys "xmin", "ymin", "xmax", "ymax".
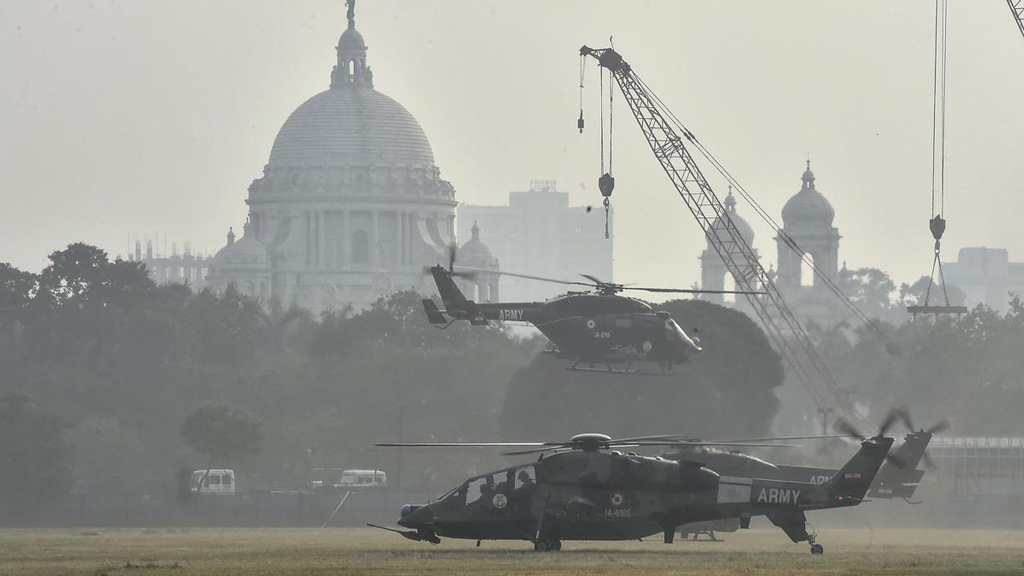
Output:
[
  {"xmin": 189, "ymin": 469, "xmax": 236, "ymax": 495},
  {"xmin": 337, "ymin": 469, "xmax": 387, "ymax": 488}
]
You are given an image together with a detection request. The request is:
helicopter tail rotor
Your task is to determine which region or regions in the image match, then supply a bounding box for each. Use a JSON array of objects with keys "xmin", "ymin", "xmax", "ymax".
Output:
[
  {"xmin": 890, "ymin": 407, "xmax": 948, "ymax": 470},
  {"xmin": 833, "ymin": 410, "xmax": 906, "ymax": 468}
]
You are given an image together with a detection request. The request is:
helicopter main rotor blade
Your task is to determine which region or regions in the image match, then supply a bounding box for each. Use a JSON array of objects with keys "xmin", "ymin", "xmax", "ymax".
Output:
[
  {"xmin": 624, "ymin": 286, "xmax": 767, "ymax": 295},
  {"xmin": 580, "ymin": 274, "xmax": 611, "ymax": 286},
  {"xmin": 454, "ymin": 266, "xmax": 594, "ymax": 288},
  {"xmin": 628, "ymin": 441, "xmax": 803, "ymax": 448},
  {"xmin": 615, "ymin": 433, "xmax": 854, "ymax": 444},
  {"xmin": 503, "ymin": 444, "xmax": 574, "ymax": 456},
  {"xmin": 375, "ymin": 442, "xmax": 561, "ymax": 448},
  {"xmin": 503, "ymin": 440, "xmax": 804, "ymax": 456},
  {"xmin": 704, "ymin": 434, "xmax": 858, "ymax": 442}
]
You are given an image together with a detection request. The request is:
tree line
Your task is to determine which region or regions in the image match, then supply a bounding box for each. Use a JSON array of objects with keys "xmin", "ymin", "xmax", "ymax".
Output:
[{"xmin": 13, "ymin": 243, "xmax": 962, "ymax": 508}]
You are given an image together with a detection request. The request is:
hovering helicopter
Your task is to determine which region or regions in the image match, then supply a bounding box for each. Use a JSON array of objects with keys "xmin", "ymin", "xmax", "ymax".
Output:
[
  {"xmin": 370, "ymin": 430, "xmax": 894, "ymax": 554},
  {"xmin": 665, "ymin": 409, "xmax": 945, "ymax": 540},
  {"xmin": 421, "ymin": 248, "xmax": 762, "ymax": 374}
]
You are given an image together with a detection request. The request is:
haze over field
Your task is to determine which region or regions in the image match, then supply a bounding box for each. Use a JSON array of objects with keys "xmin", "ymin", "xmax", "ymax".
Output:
[
  {"xmin": 4, "ymin": 1, "xmax": 1024, "ymax": 560},
  {"xmin": 3, "ymin": 1, "xmax": 1023, "ymax": 291}
]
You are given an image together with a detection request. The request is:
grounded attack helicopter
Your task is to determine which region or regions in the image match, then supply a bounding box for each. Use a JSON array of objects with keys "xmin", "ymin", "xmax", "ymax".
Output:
[
  {"xmin": 370, "ymin": 430, "xmax": 895, "ymax": 554},
  {"xmin": 422, "ymin": 248, "xmax": 761, "ymax": 374},
  {"xmin": 665, "ymin": 410, "xmax": 946, "ymax": 540}
]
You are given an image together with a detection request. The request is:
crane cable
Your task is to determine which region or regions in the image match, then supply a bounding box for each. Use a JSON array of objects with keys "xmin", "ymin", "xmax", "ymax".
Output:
[
  {"xmin": 629, "ymin": 71, "xmax": 892, "ymax": 345},
  {"xmin": 921, "ymin": 0, "xmax": 954, "ymax": 311},
  {"xmin": 600, "ymin": 66, "xmax": 605, "ymax": 175},
  {"xmin": 598, "ymin": 62, "xmax": 614, "ymax": 238},
  {"xmin": 581, "ymin": 51, "xmax": 615, "ymax": 239},
  {"xmin": 578, "ymin": 53, "xmax": 586, "ymax": 134}
]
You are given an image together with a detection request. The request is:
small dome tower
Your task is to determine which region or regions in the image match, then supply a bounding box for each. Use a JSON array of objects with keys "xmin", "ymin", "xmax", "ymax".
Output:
[
  {"xmin": 700, "ymin": 186, "xmax": 759, "ymax": 303},
  {"xmin": 458, "ymin": 222, "xmax": 500, "ymax": 302},
  {"xmin": 775, "ymin": 159, "xmax": 841, "ymax": 292},
  {"xmin": 207, "ymin": 220, "xmax": 272, "ymax": 300}
]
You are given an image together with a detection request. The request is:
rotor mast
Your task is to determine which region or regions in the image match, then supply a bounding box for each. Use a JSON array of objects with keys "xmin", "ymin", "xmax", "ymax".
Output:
[{"xmin": 579, "ymin": 46, "xmax": 860, "ymax": 424}]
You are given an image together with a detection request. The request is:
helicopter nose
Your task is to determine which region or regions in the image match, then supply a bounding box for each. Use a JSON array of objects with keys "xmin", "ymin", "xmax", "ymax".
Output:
[{"xmin": 397, "ymin": 504, "xmax": 426, "ymax": 528}]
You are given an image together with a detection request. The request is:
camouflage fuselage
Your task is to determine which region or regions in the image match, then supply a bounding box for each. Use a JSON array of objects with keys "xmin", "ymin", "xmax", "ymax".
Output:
[
  {"xmin": 397, "ymin": 446, "xmax": 880, "ymax": 543},
  {"xmin": 473, "ymin": 294, "xmax": 699, "ymax": 365}
]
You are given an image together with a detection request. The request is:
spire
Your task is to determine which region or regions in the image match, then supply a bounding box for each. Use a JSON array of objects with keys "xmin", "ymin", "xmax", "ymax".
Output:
[
  {"xmin": 471, "ymin": 221, "xmax": 480, "ymax": 240},
  {"xmin": 331, "ymin": 0, "xmax": 373, "ymax": 88},
  {"xmin": 802, "ymin": 157, "xmax": 816, "ymax": 190},
  {"xmin": 227, "ymin": 227, "xmax": 236, "ymax": 246},
  {"xmin": 724, "ymin": 184, "xmax": 737, "ymax": 213}
]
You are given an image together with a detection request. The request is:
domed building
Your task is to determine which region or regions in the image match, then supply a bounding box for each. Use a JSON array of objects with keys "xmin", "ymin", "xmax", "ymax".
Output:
[
  {"xmin": 700, "ymin": 185, "xmax": 758, "ymax": 303},
  {"xmin": 775, "ymin": 160, "xmax": 841, "ymax": 292},
  {"xmin": 206, "ymin": 221, "xmax": 271, "ymax": 300},
  {"xmin": 212, "ymin": 4, "xmax": 458, "ymax": 311},
  {"xmin": 697, "ymin": 160, "xmax": 848, "ymax": 328},
  {"xmin": 456, "ymin": 222, "xmax": 500, "ymax": 302}
]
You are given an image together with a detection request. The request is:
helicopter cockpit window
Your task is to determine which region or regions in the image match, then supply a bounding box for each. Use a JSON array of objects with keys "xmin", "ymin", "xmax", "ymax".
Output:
[
  {"xmin": 466, "ymin": 477, "xmax": 487, "ymax": 505},
  {"xmin": 492, "ymin": 471, "xmax": 510, "ymax": 495},
  {"xmin": 513, "ymin": 466, "xmax": 536, "ymax": 491}
]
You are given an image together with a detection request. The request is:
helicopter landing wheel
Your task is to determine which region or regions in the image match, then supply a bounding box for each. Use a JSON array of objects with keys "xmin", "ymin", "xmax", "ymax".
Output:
[{"xmin": 810, "ymin": 543, "xmax": 824, "ymax": 555}]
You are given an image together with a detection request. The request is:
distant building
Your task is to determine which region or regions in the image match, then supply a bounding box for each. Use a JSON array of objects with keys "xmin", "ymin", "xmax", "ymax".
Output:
[
  {"xmin": 943, "ymin": 247, "xmax": 1024, "ymax": 313},
  {"xmin": 774, "ymin": 161, "xmax": 847, "ymax": 327},
  {"xmin": 700, "ymin": 185, "xmax": 758, "ymax": 303},
  {"xmin": 457, "ymin": 180, "xmax": 613, "ymax": 303},
  {"xmin": 700, "ymin": 161, "xmax": 849, "ymax": 328},
  {"xmin": 454, "ymin": 221, "xmax": 500, "ymax": 303},
  {"xmin": 124, "ymin": 239, "xmax": 212, "ymax": 291},
  {"xmin": 187, "ymin": 5, "xmax": 458, "ymax": 311}
]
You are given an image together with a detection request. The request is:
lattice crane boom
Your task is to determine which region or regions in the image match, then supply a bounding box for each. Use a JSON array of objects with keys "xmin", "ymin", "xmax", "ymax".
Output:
[
  {"xmin": 580, "ymin": 46, "xmax": 861, "ymax": 423},
  {"xmin": 1009, "ymin": 0, "xmax": 1024, "ymax": 41}
]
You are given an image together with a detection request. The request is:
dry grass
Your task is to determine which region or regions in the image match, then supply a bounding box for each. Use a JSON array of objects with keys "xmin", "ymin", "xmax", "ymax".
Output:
[{"xmin": 1, "ymin": 527, "xmax": 1023, "ymax": 576}]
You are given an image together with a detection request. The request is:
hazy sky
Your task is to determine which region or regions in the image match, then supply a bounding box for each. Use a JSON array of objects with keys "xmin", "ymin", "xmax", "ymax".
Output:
[{"xmin": 3, "ymin": 0, "xmax": 1022, "ymax": 293}]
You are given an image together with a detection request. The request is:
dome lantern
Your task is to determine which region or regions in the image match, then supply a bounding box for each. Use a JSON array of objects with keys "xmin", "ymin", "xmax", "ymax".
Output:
[
  {"xmin": 782, "ymin": 159, "xmax": 835, "ymax": 228},
  {"xmin": 801, "ymin": 158, "xmax": 815, "ymax": 190},
  {"xmin": 331, "ymin": 0, "xmax": 373, "ymax": 88},
  {"xmin": 709, "ymin": 185, "xmax": 754, "ymax": 246}
]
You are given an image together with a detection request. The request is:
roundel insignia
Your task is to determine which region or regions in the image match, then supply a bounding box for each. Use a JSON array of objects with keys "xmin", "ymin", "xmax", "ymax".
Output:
[
  {"xmin": 492, "ymin": 493, "xmax": 508, "ymax": 509},
  {"xmin": 642, "ymin": 340, "xmax": 653, "ymax": 353},
  {"xmin": 609, "ymin": 492, "xmax": 625, "ymax": 507},
  {"xmin": 586, "ymin": 319, "xmax": 596, "ymax": 329}
]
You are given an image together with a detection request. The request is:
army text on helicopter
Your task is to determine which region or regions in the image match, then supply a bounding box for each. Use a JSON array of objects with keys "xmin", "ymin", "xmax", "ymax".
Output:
[{"xmin": 664, "ymin": 410, "xmax": 946, "ymax": 540}]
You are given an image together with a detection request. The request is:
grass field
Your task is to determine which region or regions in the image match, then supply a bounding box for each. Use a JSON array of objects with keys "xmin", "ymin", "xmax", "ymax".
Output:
[{"xmin": 1, "ymin": 527, "xmax": 1023, "ymax": 576}]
